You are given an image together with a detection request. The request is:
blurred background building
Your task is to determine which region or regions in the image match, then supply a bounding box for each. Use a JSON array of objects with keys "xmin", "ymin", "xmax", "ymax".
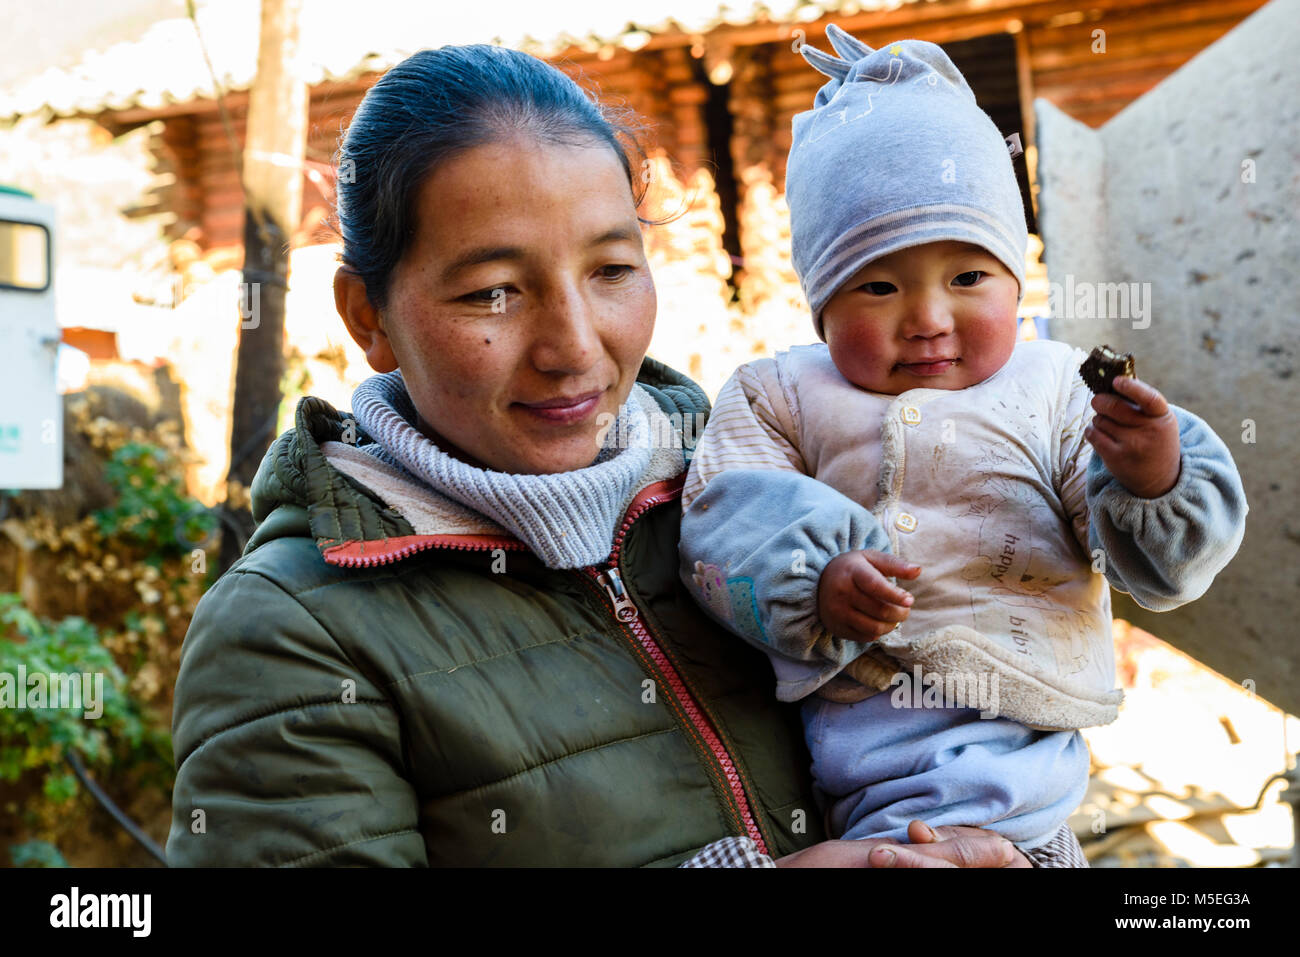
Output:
[{"xmin": 0, "ymin": 0, "xmax": 1273, "ymax": 500}]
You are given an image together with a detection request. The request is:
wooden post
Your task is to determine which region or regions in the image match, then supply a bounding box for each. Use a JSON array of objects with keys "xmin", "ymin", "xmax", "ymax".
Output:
[
  {"xmin": 219, "ymin": 0, "xmax": 309, "ymax": 573},
  {"xmin": 1009, "ymin": 19, "xmax": 1040, "ymax": 222}
]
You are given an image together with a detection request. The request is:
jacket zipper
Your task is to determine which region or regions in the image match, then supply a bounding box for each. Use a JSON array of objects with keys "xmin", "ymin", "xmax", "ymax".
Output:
[
  {"xmin": 583, "ymin": 477, "xmax": 769, "ymax": 855},
  {"xmin": 322, "ymin": 478, "xmax": 770, "ymax": 855},
  {"xmin": 586, "ymin": 562, "xmax": 767, "ymax": 854},
  {"xmin": 323, "ymin": 534, "xmax": 527, "ymax": 567}
]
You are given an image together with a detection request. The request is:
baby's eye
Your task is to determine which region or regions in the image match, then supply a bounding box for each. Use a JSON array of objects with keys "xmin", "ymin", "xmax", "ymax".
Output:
[
  {"xmin": 952, "ymin": 271, "xmax": 984, "ymax": 287},
  {"xmin": 861, "ymin": 281, "xmax": 896, "ymax": 296}
]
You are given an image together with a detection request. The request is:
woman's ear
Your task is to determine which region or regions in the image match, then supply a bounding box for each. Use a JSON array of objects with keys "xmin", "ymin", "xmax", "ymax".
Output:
[{"xmin": 334, "ymin": 266, "xmax": 398, "ymax": 373}]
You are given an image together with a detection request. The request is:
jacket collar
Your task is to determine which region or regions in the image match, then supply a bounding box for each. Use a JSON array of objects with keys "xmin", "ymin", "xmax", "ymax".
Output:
[{"xmin": 245, "ymin": 356, "xmax": 709, "ymax": 567}]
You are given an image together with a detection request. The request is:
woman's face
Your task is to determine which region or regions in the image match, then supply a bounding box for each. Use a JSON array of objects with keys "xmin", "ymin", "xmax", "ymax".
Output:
[{"xmin": 336, "ymin": 136, "xmax": 656, "ymax": 474}]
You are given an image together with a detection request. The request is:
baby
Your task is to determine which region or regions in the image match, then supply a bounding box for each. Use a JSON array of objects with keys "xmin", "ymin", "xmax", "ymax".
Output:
[{"xmin": 678, "ymin": 25, "xmax": 1248, "ymax": 866}]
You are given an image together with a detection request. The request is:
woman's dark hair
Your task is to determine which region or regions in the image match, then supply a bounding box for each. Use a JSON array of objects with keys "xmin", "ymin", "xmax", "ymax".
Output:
[{"xmin": 333, "ymin": 44, "xmax": 650, "ymax": 311}]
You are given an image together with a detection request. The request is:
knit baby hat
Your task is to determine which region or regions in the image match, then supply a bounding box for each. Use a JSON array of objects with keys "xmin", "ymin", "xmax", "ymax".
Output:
[{"xmin": 787, "ymin": 24, "xmax": 1029, "ymax": 339}]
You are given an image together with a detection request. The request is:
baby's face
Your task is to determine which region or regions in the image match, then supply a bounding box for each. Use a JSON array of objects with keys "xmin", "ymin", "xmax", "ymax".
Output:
[{"xmin": 821, "ymin": 240, "xmax": 1020, "ymax": 396}]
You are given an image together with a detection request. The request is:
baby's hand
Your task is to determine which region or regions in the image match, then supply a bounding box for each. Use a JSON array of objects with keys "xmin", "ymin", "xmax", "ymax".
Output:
[
  {"xmin": 817, "ymin": 550, "xmax": 920, "ymax": 643},
  {"xmin": 1084, "ymin": 375, "xmax": 1181, "ymax": 499}
]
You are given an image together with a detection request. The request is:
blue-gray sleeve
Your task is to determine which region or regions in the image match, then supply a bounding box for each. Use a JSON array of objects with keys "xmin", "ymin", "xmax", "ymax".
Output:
[
  {"xmin": 1086, "ymin": 405, "xmax": 1248, "ymax": 612},
  {"xmin": 679, "ymin": 468, "xmax": 893, "ymax": 700}
]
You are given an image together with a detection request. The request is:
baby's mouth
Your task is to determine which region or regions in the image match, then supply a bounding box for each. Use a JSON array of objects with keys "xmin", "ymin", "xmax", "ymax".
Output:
[{"xmin": 897, "ymin": 358, "xmax": 960, "ymax": 374}]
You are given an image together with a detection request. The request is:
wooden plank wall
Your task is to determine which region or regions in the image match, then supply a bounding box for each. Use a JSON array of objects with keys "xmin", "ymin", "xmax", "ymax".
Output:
[
  {"xmin": 1027, "ymin": 0, "xmax": 1271, "ymax": 128},
  {"xmin": 184, "ymin": 46, "xmax": 713, "ymax": 252},
  {"xmin": 739, "ymin": 0, "xmax": 1271, "ymax": 191},
  {"xmin": 189, "ymin": 79, "xmax": 377, "ymax": 252},
  {"xmin": 175, "ymin": 0, "xmax": 1270, "ymax": 253}
]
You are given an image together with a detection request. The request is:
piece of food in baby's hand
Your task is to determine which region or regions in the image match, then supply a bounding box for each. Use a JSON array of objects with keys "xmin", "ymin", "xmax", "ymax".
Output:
[{"xmin": 1079, "ymin": 345, "xmax": 1136, "ymax": 394}]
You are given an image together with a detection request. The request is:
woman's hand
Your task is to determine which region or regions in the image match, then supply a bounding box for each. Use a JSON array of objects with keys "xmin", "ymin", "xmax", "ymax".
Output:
[
  {"xmin": 775, "ymin": 820, "xmax": 1032, "ymax": 867},
  {"xmin": 1084, "ymin": 375, "xmax": 1182, "ymax": 499}
]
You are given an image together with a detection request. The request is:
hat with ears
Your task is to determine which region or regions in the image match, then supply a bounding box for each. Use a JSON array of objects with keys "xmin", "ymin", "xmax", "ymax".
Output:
[{"xmin": 786, "ymin": 24, "xmax": 1029, "ymax": 339}]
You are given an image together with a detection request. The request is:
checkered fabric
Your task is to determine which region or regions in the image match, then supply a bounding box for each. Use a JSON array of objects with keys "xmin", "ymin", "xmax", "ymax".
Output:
[
  {"xmin": 679, "ymin": 823, "xmax": 1089, "ymax": 867},
  {"xmin": 1021, "ymin": 824, "xmax": 1091, "ymax": 868},
  {"xmin": 679, "ymin": 837, "xmax": 775, "ymax": 868}
]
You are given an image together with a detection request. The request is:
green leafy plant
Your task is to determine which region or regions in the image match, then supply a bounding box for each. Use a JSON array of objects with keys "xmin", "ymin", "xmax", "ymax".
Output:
[
  {"xmin": 0, "ymin": 594, "xmax": 173, "ymax": 830},
  {"xmin": 3, "ymin": 403, "xmax": 210, "ymax": 865},
  {"xmin": 91, "ymin": 441, "xmax": 217, "ymax": 557}
]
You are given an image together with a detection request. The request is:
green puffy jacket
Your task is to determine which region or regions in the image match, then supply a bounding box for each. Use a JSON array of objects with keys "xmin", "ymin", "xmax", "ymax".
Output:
[{"xmin": 166, "ymin": 357, "xmax": 825, "ymax": 866}]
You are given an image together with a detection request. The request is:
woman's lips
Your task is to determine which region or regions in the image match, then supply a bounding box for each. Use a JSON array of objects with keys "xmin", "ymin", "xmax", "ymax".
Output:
[
  {"xmin": 516, "ymin": 390, "xmax": 605, "ymax": 424},
  {"xmin": 900, "ymin": 359, "xmax": 958, "ymax": 375}
]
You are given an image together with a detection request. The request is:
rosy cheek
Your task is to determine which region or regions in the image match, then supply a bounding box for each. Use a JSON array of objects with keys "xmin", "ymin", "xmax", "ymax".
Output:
[{"xmin": 840, "ymin": 328, "xmax": 883, "ymax": 370}]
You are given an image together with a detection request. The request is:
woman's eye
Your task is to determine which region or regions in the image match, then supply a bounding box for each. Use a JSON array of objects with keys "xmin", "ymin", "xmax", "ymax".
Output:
[
  {"xmin": 598, "ymin": 264, "xmax": 635, "ymax": 281},
  {"xmin": 861, "ymin": 281, "xmax": 896, "ymax": 295},
  {"xmin": 953, "ymin": 271, "xmax": 984, "ymax": 287},
  {"xmin": 462, "ymin": 285, "xmax": 514, "ymax": 306}
]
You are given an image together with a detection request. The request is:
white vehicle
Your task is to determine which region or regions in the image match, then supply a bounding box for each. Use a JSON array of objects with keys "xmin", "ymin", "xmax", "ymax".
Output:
[{"xmin": 0, "ymin": 185, "xmax": 61, "ymax": 489}]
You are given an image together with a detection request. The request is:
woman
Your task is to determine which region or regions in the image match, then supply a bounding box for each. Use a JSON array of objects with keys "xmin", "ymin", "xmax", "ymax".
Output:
[{"xmin": 165, "ymin": 43, "xmax": 1036, "ymax": 867}]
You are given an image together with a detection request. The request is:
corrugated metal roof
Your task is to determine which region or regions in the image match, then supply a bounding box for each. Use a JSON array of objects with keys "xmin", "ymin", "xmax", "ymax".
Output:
[{"xmin": 0, "ymin": 0, "xmax": 930, "ymax": 122}]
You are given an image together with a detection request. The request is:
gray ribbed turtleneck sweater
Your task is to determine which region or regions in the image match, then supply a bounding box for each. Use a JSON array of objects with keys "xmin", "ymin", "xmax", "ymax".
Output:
[{"xmin": 349, "ymin": 370, "xmax": 656, "ymax": 569}]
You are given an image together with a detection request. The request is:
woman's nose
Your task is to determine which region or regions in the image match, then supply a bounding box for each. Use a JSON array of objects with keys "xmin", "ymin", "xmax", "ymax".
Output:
[{"xmin": 531, "ymin": 282, "xmax": 602, "ymax": 373}]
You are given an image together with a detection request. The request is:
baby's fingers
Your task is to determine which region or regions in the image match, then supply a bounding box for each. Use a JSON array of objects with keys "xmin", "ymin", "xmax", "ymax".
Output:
[
  {"xmin": 1110, "ymin": 375, "xmax": 1169, "ymax": 417},
  {"xmin": 837, "ymin": 606, "xmax": 906, "ymax": 642},
  {"xmin": 850, "ymin": 562, "xmax": 915, "ymax": 608},
  {"xmin": 847, "ymin": 591, "xmax": 912, "ymax": 624},
  {"xmin": 1083, "ymin": 421, "xmax": 1121, "ymax": 456},
  {"xmin": 1090, "ymin": 393, "xmax": 1151, "ymax": 428},
  {"xmin": 865, "ymin": 551, "xmax": 923, "ymax": 581}
]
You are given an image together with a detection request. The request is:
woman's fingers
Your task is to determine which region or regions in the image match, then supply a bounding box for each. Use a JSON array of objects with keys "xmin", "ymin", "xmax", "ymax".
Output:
[
  {"xmin": 907, "ymin": 819, "xmax": 939, "ymax": 843},
  {"xmin": 777, "ymin": 821, "xmax": 1034, "ymax": 868},
  {"xmin": 927, "ymin": 824, "xmax": 1033, "ymax": 867},
  {"xmin": 871, "ymin": 833, "xmax": 1030, "ymax": 868},
  {"xmin": 868, "ymin": 844, "xmax": 958, "ymax": 867},
  {"xmin": 774, "ymin": 833, "xmax": 1031, "ymax": 868},
  {"xmin": 774, "ymin": 839, "xmax": 924, "ymax": 867}
]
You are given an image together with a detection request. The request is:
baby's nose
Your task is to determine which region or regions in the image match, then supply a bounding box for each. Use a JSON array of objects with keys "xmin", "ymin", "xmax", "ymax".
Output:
[{"xmin": 904, "ymin": 298, "xmax": 954, "ymax": 336}]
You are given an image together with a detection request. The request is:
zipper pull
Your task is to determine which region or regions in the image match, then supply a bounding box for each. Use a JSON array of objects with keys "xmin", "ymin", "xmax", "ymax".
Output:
[{"xmin": 601, "ymin": 566, "xmax": 640, "ymax": 623}]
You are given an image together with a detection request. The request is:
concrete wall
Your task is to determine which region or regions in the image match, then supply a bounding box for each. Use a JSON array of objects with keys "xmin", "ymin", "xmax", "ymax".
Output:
[{"xmin": 1034, "ymin": 0, "xmax": 1299, "ymax": 715}]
